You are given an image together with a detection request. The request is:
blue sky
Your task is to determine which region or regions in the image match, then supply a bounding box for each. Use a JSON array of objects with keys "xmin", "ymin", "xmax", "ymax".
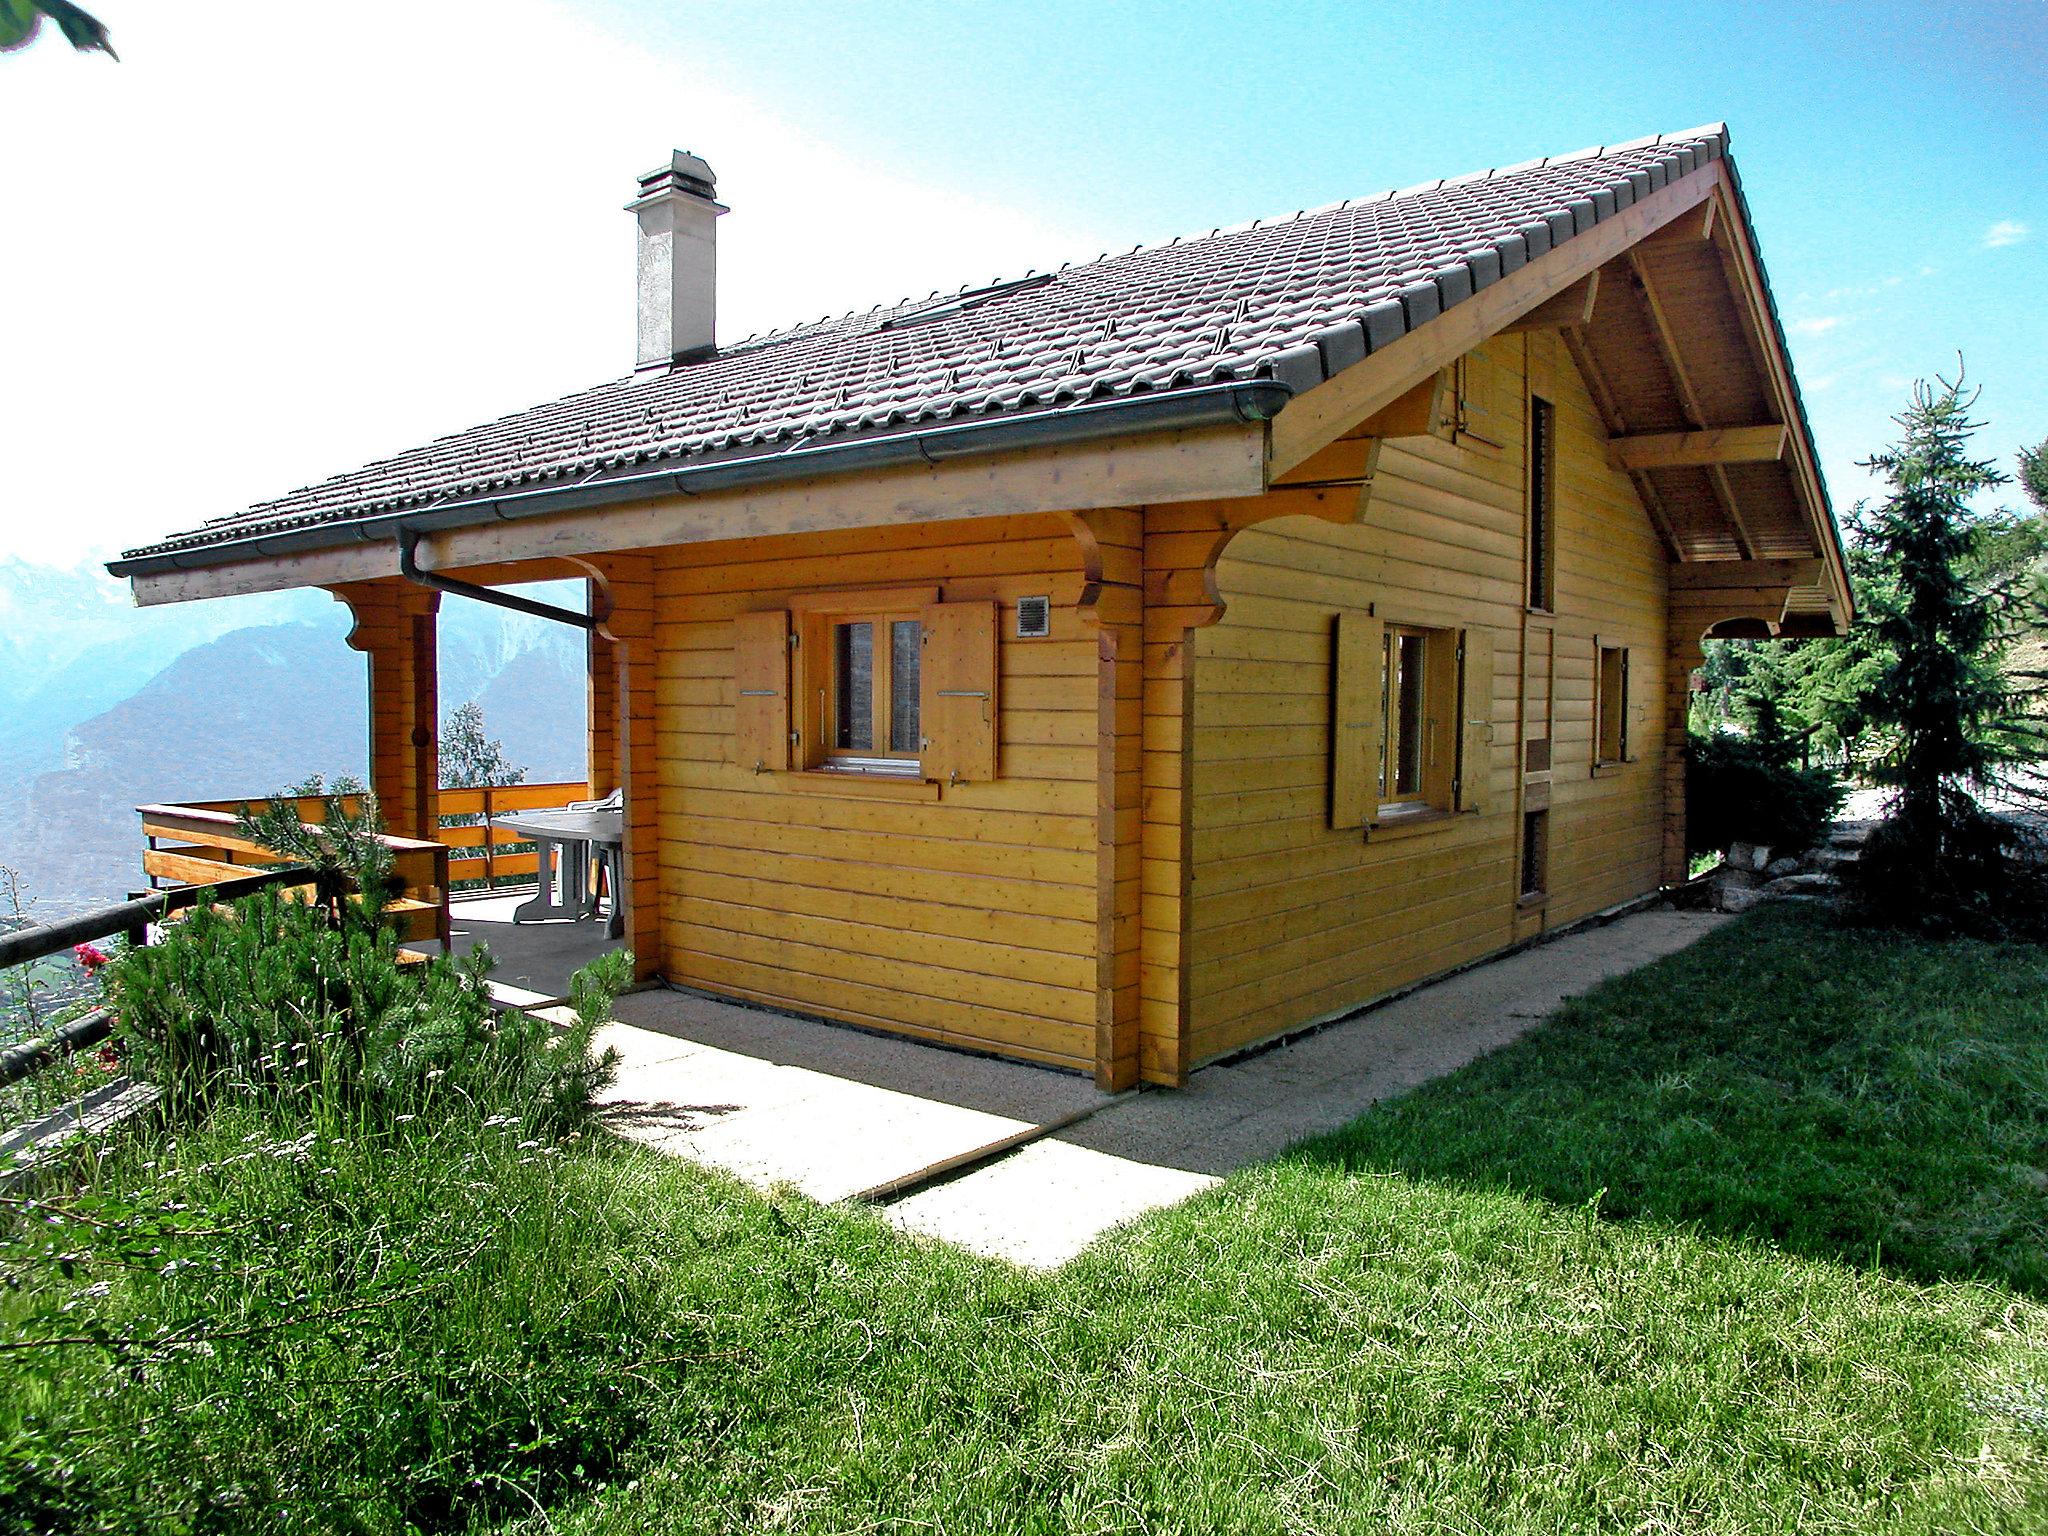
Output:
[{"xmin": 3, "ymin": 0, "xmax": 2043, "ymax": 570}]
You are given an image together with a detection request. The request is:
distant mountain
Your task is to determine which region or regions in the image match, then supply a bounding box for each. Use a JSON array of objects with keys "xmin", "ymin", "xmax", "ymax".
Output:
[
  {"xmin": 473, "ymin": 642, "xmax": 591, "ymax": 784},
  {"xmin": 0, "ymin": 563, "xmax": 590, "ymax": 914},
  {"xmin": 6, "ymin": 622, "xmax": 368, "ymax": 911}
]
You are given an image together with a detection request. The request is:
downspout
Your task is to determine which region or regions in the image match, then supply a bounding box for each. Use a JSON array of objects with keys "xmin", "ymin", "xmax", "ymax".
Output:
[{"xmin": 397, "ymin": 529, "xmax": 598, "ymax": 630}]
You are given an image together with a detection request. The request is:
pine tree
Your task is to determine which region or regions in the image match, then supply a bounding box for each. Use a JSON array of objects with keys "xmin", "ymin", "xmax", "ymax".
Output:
[
  {"xmin": 2021, "ymin": 436, "xmax": 2048, "ymax": 516},
  {"xmin": 1847, "ymin": 375, "xmax": 2046, "ymax": 934},
  {"xmin": 440, "ymin": 702, "xmax": 527, "ymax": 791}
]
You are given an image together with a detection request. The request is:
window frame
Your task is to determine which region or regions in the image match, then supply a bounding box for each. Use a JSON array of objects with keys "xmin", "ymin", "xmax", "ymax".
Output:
[
  {"xmin": 1594, "ymin": 640, "xmax": 1631, "ymax": 767},
  {"xmin": 1376, "ymin": 621, "xmax": 1459, "ymax": 819},
  {"xmin": 789, "ymin": 586, "xmax": 939, "ymax": 779}
]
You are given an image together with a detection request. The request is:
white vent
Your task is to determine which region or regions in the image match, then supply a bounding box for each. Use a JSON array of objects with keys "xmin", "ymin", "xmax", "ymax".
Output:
[{"xmin": 1016, "ymin": 595, "xmax": 1051, "ymax": 638}]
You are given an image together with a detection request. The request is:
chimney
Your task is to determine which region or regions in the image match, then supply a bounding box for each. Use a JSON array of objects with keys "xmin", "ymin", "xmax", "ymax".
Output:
[{"xmin": 626, "ymin": 150, "xmax": 725, "ymax": 370}]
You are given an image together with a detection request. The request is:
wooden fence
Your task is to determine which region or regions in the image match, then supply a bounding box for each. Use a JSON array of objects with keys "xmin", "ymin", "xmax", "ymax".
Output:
[
  {"xmin": 135, "ymin": 782, "xmax": 590, "ymax": 938},
  {"xmin": 136, "ymin": 800, "xmax": 450, "ymax": 948},
  {"xmin": 435, "ymin": 782, "xmax": 591, "ymax": 888}
]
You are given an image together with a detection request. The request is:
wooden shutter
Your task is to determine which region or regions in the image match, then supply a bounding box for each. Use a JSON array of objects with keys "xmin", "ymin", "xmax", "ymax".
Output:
[
  {"xmin": 1455, "ymin": 626, "xmax": 1495, "ymax": 814},
  {"xmin": 734, "ymin": 608, "xmax": 791, "ymax": 772},
  {"xmin": 920, "ymin": 600, "xmax": 998, "ymax": 783},
  {"xmin": 1330, "ymin": 611, "xmax": 1382, "ymax": 829}
]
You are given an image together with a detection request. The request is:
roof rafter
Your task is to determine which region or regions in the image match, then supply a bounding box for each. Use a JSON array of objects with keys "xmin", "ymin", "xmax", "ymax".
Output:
[
  {"xmin": 1268, "ymin": 163, "xmax": 1723, "ymax": 478},
  {"xmin": 1624, "ymin": 246, "xmax": 1759, "ymax": 558},
  {"xmin": 1558, "ymin": 324, "xmax": 1682, "ymax": 561}
]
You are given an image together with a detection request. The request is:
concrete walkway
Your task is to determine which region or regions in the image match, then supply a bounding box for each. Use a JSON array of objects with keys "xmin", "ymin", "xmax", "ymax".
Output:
[{"xmin": 592, "ymin": 907, "xmax": 1728, "ymax": 1267}]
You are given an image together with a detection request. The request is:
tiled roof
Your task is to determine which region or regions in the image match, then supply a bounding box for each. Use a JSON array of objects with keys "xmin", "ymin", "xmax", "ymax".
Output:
[{"xmin": 126, "ymin": 126, "xmax": 1732, "ymax": 560}]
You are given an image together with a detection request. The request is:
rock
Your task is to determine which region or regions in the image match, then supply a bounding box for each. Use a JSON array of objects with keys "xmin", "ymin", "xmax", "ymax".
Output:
[
  {"xmin": 1762, "ymin": 872, "xmax": 1835, "ymax": 897},
  {"xmin": 1718, "ymin": 883, "xmax": 1767, "ymax": 914},
  {"xmin": 1726, "ymin": 841, "xmax": 1774, "ymax": 874},
  {"xmin": 1763, "ymin": 856, "xmax": 1802, "ymax": 880},
  {"xmin": 1829, "ymin": 821, "xmax": 1876, "ymax": 849},
  {"xmin": 1811, "ymin": 847, "xmax": 1861, "ymax": 876}
]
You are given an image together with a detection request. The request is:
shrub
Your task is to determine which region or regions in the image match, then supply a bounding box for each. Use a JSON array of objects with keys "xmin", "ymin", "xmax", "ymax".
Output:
[
  {"xmin": 1685, "ymin": 732, "xmax": 1844, "ymax": 860},
  {"xmin": 108, "ymin": 886, "xmax": 623, "ymax": 1136}
]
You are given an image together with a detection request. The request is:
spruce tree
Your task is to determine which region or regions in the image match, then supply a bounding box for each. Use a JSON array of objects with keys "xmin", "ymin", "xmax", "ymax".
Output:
[{"xmin": 1847, "ymin": 375, "xmax": 2045, "ymax": 934}]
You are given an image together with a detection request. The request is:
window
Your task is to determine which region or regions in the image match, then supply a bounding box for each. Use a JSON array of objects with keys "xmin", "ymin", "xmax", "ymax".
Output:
[
  {"xmin": 1527, "ymin": 395, "xmax": 1556, "ymax": 611},
  {"xmin": 1595, "ymin": 643, "xmax": 1630, "ymax": 765},
  {"xmin": 1331, "ymin": 613, "xmax": 1494, "ymax": 831},
  {"xmin": 1521, "ymin": 808, "xmax": 1549, "ymax": 898},
  {"xmin": 1380, "ymin": 625, "xmax": 1448, "ymax": 809},
  {"xmin": 828, "ymin": 614, "xmax": 922, "ymax": 765},
  {"xmin": 736, "ymin": 590, "xmax": 1002, "ymax": 786}
]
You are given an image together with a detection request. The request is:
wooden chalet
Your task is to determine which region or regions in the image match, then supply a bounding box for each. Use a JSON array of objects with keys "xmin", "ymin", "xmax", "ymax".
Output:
[{"xmin": 110, "ymin": 126, "xmax": 1849, "ymax": 1089}]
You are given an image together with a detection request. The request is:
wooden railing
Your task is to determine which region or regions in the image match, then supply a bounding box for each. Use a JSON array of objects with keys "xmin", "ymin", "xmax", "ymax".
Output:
[
  {"xmin": 436, "ymin": 782, "xmax": 591, "ymax": 889},
  {"xmin": 1, "ymin": 866, "xmax": 309, "ymax": 1088},
  {"xmin": 136, "ymin": 800, "xmax": 451, "ymax": 949}
]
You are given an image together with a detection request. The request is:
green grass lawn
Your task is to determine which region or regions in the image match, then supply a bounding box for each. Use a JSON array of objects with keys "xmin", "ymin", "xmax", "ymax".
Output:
[{"xmin": 6, "ymin": 905, "xmax": 2047, "ymax": 1533}]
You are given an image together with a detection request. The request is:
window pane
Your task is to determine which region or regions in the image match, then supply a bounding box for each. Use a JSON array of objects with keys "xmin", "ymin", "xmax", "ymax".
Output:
[
  {"xmin": 889, "ymin": 620, "xmax": 921, "ymax": 754},
  {"xmin": 1394, "ymin": 631, "xmax": 1426, "ymax": 796},
  {"xmin": 834, "ymin": 622, "xmax": 873, "ymax": 750},
  {"xmin": 1521, "ymin": 809, "xmax": 1548, "ymax": 896}
]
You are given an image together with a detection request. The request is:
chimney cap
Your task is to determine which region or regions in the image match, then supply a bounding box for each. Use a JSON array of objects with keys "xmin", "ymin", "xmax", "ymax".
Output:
[{"xmin": 631, "ymin": 149, "xmax": 718, "ymax": 207}]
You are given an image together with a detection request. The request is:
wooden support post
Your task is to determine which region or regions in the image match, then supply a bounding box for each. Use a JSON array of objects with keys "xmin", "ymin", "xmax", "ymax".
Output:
[
  {"xmin": 587, "ymin": 591, "xmax": 618, "ymax": 799},
  {"xmin": 586, "ymin": 554, "xmax": 659, "ymax": 981},
  {"xmin": 1661, "ymin": 625, "xmax": 1704, "ymax": 887},
  {"xmin": 330, "ymin": 580, "xmax": 441, "ymax": 843},
  {"xmin": 1070, "ymin": 508, "xmax": 1145, "ymax": 1092}
]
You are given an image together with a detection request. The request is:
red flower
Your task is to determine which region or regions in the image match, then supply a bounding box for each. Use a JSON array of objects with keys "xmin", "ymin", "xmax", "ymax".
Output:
[
  {"xmin": 73, "ymin": 943, "xmax": 110, "ymax": 971},
  {"xmin": 95, "ymin": 1044, "xmax": 119, "ymax": 1072}
]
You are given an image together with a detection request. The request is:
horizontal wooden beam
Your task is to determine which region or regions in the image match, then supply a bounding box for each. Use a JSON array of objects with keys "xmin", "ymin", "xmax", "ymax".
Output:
[
  {"xmin": 129, "ymin": 421, "xmax": 1268, "ymax": 606},
  {"xmin": 1500, "ymin": 272, "xmax": 1599, "ymax": 334},
  {"xmin": 1608, "ymin": 424, "xmax": 1787, "ymax": 472},
  {"xmin": 1670, "ymin": 557, "xmax": 1823, "ymax": 591},
  {"xmin": 1267, "ymin": 160, "xmax": 1726, "ymax": 479}
]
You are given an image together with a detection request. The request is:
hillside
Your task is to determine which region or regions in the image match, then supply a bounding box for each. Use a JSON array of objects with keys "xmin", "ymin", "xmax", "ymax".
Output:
[{"xmin": 0, "ymin": 564, "xmax": 590, "ymax": 914}]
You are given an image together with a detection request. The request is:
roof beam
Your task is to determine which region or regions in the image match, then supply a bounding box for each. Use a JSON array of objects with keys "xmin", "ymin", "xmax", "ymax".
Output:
[
  {"xmin": 128, "ymin": 421, "xmax": 1269, "ymax": 606},
  {"xmin": 1500, "ymin": 272, "xmax": 1598, "ymax": 333},
  {"xmin": 1267, "ymin": 161, "xmax": 1727, "ymax": 480},
  {"xmin": 1708, "ymin": 186, "xmax": 1853, "ymax": 618},
  {"xmin": 1671, "ymin": 558, "xmax": 1824, "ymax": 592},
  {"xmin": 1608, "ymin": 424, "xmax": 1787, "ymax": 472},
  {"xmin": 1558, "ymin": 324, "xmax": 1682, "ymax": 560},
  {"xmin": 1641, "ymin": 197, "xmax": 1716, "ymax": 245},
  {"xmin": 1625, "ymin": 246, "xmax": 1758, "ymax": 558}
]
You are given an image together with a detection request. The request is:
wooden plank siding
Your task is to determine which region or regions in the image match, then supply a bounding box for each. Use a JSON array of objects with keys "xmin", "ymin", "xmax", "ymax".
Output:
[
  {"xmin": 1182, "ymin": 332, "xmax": 1670, "ymax": 1065},
  {"xmin": 650, "ymin": 513, "xmax": 1106, "ymax": 1075}
]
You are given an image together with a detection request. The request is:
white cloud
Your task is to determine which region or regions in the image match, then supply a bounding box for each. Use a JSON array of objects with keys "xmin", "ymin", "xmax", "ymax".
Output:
[
  {"xmin": 0, "ymin": 1, "xmax": 1108, "ymax": 567},
  {"xmin": 1982, "ymin": 219, "xmax": 2030, "ymax": 249},
  {"xmin": 1792, "ymin": 316, "xmax": 1843, "ymax": 336}
]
